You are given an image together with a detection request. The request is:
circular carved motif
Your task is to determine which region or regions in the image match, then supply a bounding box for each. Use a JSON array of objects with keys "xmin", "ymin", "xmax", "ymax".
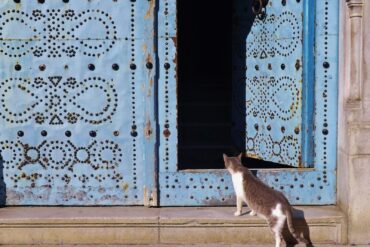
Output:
[{"xmin": 0, "ymin": 139, "xmax": 124, "ymax": 186}]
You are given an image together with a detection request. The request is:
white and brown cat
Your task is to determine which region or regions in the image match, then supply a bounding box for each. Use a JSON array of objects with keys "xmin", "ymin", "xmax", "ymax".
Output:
[{"xmin": 223, "ymin": 153, "xmax": 310, "ymax": 247}]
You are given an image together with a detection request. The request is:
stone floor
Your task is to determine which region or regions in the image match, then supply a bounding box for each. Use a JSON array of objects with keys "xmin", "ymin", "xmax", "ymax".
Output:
[
  {"xmin": 1, "ymin": 244, "xmax": 350, "ymax": 247},
  {"xmin": 0, "ymin": 245, "xmax": 355, "ymax": 247}
]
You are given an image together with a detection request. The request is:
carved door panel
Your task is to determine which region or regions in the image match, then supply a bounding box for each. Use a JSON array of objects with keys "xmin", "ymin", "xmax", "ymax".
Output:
[
  {"xmin": 245, "ymin": 5, "xmax": 303, "ymax": 167},
  {"xmin": 0, "ymin": 1, "xmax": 155, "ymax": 205},
  {"xmin": 233, "ymin": 0, "xmax": 307, "ymax": 167}
]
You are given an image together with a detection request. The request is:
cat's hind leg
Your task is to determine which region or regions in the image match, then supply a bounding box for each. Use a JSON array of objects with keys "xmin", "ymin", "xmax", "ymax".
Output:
[
  {"xmin": 268, "ymin": 217, "xmax": 283, "ymax": 247},
  {"xmin": 249, "ymin": 210, "xmax": 257, "ymax": 216},
  {"xmin": 274, "ymin": 232, "xmax": 282, "ymax": 247},
  {"xmin": 234, "ymin": 196, "xmax": 243, "ymax": 216}
]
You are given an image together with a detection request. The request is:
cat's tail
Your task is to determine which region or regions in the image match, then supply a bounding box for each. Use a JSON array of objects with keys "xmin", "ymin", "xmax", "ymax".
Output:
[{"xmin": 285, "ymin": 208, "xmax": 310, "ymax": 245}]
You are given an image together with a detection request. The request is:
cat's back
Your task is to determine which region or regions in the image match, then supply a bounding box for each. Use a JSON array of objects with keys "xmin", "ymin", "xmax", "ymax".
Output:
[{"xmin": 242, "ymin": 170, "xmax": 291, "ymax": 210}]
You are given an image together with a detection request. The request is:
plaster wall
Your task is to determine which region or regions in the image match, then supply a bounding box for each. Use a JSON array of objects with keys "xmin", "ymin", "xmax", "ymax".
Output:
[{"xmin": 338, "ymin": 0, "xmax": 370, "ymax": 244}]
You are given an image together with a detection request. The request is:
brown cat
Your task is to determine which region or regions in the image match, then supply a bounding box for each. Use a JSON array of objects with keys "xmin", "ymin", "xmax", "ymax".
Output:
[{"xmin": 223, "ymin": 153, "xmax": 309, "ymax": 247}]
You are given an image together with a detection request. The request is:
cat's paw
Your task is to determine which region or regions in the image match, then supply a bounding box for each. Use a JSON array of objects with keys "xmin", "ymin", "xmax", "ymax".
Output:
[
  {"xmin": 249, "ymin": 210, "xmax": 257, "ymax": 216},
  {"xmin": 234, "ymin": 211, "xmax": 242, "ymax": 216}
]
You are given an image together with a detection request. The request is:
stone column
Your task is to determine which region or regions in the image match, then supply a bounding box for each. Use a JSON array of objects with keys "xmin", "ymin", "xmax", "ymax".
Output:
[
  {"xmin": 346, "ymin": 0, "xmax": 364, "ymax": 105},
  {"xmin": 339, "ymin": 0, "xmax": 370, "ymax": 244}
]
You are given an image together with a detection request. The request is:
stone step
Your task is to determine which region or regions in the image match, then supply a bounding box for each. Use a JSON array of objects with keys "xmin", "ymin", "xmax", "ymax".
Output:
[
  {"xmin": 0, "ymin": 245, "xmax": 344, "ymax": 247},
  {"xmin": 0, "ymin": 206, "xmax": 346, "ymax": 245}
]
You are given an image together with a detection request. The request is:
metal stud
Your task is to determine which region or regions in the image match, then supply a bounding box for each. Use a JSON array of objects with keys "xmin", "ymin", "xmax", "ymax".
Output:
[
  {"xmin": 131, "ymin": 131, "xmax": 138, "ymax": 137},
  {"xmin": 15, "ymin": 64, "xmax": 21, "ymax": 71},
  {"xmin": 17, "ymin": 131, "xmax": 24, "ymax": 137},
  {"xmin": 112, "ymin": 64, "xmax": 119, "ymax": 71},
  {"xmin": 163, "ymin": 129, "xmax": 171, "ymax": 138},
  {"xmin": 39, "ymin": 64, "xmax": 46, "ymax": 71},
  {"xmin": 164, "ymin": 63, "xmax": 170, "ymax": 70},
  {"xmin": 295, "ymin": 59, "xmax": 301, "ymax": 70},
  {"xmin": 41, "ymin": 130, "xmax": 47, "ymax": 137},
  {"xmin": 146, "ymin": 62, "xmax": 153, "ymax": 69},
  {"xmin": 89, "ymin": 131, "xmax": 97, "ymax": 137},
  {"xmin": 130, "ymin": 63, "xmax": 137, "ymax": 70},
  {"xmin": 88, "ymin": 64, "xmax": 95, "ymax": 71},
  {"xmin": 65, "ymin": 131, "xmax": 71, "ymax": 137}
]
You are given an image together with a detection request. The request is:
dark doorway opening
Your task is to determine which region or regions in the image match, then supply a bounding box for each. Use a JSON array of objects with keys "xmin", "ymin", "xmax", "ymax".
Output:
[
  {"xmin": 176, "ymin": 0, "xmax": 291, "ymax": 170},
  {"xmin": 177, "ymin": 0, "xmax": 233, "ymax": 169}
]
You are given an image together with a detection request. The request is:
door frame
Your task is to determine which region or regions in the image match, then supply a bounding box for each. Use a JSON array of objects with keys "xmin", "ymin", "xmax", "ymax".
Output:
[{"xmin": 155, "ymin": 0, "xmax": 339, "ymax": 206}]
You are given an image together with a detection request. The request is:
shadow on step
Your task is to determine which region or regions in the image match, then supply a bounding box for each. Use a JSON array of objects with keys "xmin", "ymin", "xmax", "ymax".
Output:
[{"xmin": 283, "ymin": 208, "xmax": 314, "ymax": 247}]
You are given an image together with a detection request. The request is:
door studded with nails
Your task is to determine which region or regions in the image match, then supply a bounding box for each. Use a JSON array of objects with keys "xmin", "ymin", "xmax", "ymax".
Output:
[
  {"xmin": 0, "ymin": 0, "xmax": 339, "ymax": 206},
  {"xmin": 0, "ymin": 0, "xmax": 156, "ymax": 205}
]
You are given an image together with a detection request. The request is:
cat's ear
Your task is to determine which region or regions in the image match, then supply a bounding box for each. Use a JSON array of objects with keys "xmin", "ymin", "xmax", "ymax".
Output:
[
  {"xmin": 237, "ymin": 153, "xmax": 243, "ymax": 160},
  {"xmin": 223, "ymin": 153, "xmax": 228, "ymax": 163}
]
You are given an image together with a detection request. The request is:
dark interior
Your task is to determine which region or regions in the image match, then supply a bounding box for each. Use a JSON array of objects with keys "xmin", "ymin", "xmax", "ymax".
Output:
[
  {"xmin": 177, "ymin": 0, "xmax": 233, "ymax": 169},
  {"xmin": 177, "ymin": 0, "xmax": 291, "ymax": 169}
]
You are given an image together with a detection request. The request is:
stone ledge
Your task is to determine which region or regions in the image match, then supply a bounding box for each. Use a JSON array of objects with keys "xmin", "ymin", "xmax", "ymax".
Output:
[
  {"xmin": 0, "ymin": 207, "xmax": 159, "ymax": 225},
  {"xmin": 0, "ymin": 206, "xmax": 346, "ymax": 245}
]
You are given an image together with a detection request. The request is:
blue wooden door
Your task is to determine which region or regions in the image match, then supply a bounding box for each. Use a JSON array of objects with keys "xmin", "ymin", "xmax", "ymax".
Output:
[
  {"xmin": 0, "ymin": 0, "xmax": 339, "ymax": 206},
  {"xmin": 158, "ymin": 0, "xmax": 339, "ymax": 206},
  {"xmin": 0, "ymin": 0, "xmax": 156, "ymax": 205}
]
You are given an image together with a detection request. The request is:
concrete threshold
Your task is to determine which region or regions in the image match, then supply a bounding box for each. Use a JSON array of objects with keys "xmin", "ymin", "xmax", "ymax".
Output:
[
  {"xmin": 0, "ymin": 245, "xmax": 353, "ymax": 247},
  {"xmin": 0, "ymin": 206, "xmax": 346, "ymax": 245}
]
